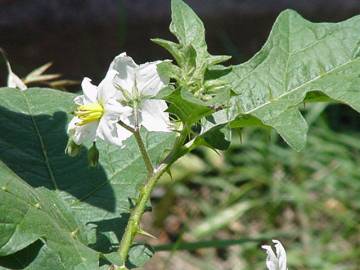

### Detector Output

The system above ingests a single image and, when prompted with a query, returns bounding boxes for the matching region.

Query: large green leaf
[0,161,98,269]
[0,87,175,268]
[222,10,360,150]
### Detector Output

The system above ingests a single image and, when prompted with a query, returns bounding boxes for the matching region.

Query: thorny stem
[116,125,188,269]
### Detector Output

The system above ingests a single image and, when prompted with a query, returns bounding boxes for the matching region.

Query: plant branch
[116,128,189,269]
[118,120,136,133]
[133,130,154,175]
[118,120,153,175]
[117,163,167,268]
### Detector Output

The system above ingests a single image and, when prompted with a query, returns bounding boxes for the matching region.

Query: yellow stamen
[75,102,104,126]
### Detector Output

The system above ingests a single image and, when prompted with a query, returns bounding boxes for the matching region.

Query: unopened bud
[65,139,82,157]
[88,142,99,167]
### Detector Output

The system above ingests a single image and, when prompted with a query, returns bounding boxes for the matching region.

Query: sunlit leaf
[222,10,360,150]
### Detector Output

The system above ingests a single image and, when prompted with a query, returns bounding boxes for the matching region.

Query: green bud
[65,139,82,157]
[88,142,99,167]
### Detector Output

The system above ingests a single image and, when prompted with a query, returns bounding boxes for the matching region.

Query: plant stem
[133,130,154,175]
[117,128,189,268]
[117,163,167,267]
[118,120,153,175]
[118,120,136,133]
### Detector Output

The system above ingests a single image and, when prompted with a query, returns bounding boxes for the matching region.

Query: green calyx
[87,142,99,167]
[65,139,82,157]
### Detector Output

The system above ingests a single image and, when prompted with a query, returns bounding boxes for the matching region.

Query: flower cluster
[67,53,171,150]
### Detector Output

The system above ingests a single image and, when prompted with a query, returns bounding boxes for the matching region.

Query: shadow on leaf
[88,214,130,253]
[0,105,116,213]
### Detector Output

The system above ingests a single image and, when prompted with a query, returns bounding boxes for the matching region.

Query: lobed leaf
[220,10,360,150]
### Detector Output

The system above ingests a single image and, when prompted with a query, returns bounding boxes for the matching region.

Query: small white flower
[67,77,132,146]
[109,52,171,132]
[262,239,288,270]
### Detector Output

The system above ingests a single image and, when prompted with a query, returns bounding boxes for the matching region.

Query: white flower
[67,52,171,147]
[109,52,171,132]
[262,239,288,270]
[67,77,132,146]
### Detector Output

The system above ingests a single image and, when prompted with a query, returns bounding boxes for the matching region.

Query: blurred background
[1,0,360,269]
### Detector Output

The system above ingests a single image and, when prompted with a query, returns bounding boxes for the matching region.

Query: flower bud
[88,142,99,167]
[65,139,82,157]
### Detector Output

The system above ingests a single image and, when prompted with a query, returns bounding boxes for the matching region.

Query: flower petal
[8,73,27,91]
[273,240,287,270]
[97,68,120,102]
[7,66,27,91]
[140,99,170,132]
[97,114,132,146]
[4,55,27,91]
[73,95,85,106]
[67,117,98,145]
[116,124,133,145]
[67,117,78,135]
[111,52,138,96]
[81,77,98,103]
[261,245,278,270]
[104,99,133,119]
[136,61,169,96]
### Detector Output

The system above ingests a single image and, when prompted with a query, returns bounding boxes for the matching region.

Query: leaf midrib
[1,172,80,240]
[241,57,359,116]
[22,92,58,190]
[0,183,92,267]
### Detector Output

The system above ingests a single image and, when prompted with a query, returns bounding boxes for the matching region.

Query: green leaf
[101,244,154,269]
[0,87,176,268]
[169,0,230,68]
[207,55,232,66]
[151,39,183,65]
[195,124,231,151]
[154,0,231,102]
[0,161,98,269]
[223,10,360,151]
[156,61,181,81]
[165,88,213,127]
[127,244,154,268]
[152,0,208,70]
[170,0,206,57]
